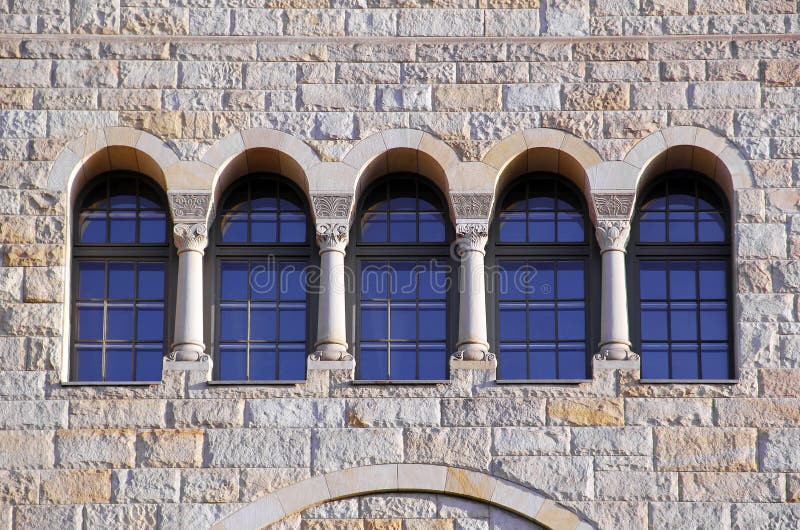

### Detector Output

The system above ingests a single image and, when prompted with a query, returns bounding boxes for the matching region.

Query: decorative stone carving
[595,219,631,252]
[316,222,349,252]
[594,193,634,218]
[312,195,352,219]
[455,223,489,254]
[452,193,492,219]
[173,222,209,253]
[169,193,211,221]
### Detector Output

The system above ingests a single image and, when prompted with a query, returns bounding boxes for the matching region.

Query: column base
[594,342,639,362]
[168,344,207,362]
[311,343,353,362]
[453,344,494,362]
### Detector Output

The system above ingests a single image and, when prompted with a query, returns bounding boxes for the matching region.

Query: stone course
[0,1,798,529]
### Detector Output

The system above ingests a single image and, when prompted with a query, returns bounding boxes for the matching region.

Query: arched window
[489,173,598,381]
[353,174,454,381]
[72,171,170,382]
[631,171,732,380]
[210,173,313,382]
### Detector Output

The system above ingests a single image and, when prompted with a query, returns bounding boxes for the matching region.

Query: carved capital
[595,219,631,252]
[169,192,212,222]
[452,193,492,220]
[173,222,208,253]
[594,193,634,219]
[456,223,489,254]
[316,222,349,252]
[312,195,352,219]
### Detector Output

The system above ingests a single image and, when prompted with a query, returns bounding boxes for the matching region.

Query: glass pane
[109,211,136,243]
[498,261,527,300]
[250,262,277,301]
[138,211,166,243]
[670,302,698,341]
[668,187,695,210]
[390,261,416,300]
[642,182,666,210]
[77,303,104,341]
[390,302,417,340]
[107,304,134,340]
[641,343,669,379]
[418,302,446,341]
[418,262,448,300]
[250,344,277,381]
[641,302,668,341]
[528,211,555,243]
[280,262,306,301]
[419,212,445,242]
[279,212,306,243]
[106,345,133,381]
[698,211,725,242]
[361,262,389,299]
[498,343,526,380]
[700,302,727,341]
[530,344,557,380]
[278,303,305,341]
[223,183,248,211]
[137,263,165,300]
[359,343,388,380]
[556,182,582,211]
[136,303,164,341]
[251,212,278,243]
[502,183,527,211]
[249,303,277,341]
[82,184,108,210]
[219,303,248,340]
[361,212,388,242]
[701,343,730,379]
[251,181,277,210]
[76,344,102,381]
[388,181,416,210]
[138,184,162,209]
[79,211,107,243]
[108,262,135,299]
[669,261,696,300]
[218,344,247,380]
[418,186,441,211]
[280,186,304,211]
[362,183,388,212]
[78,262,105,299]
[668,211,695,242]
[499,302,526,341]
[639,211,665,243]
[558,344,586,379]
[557,302,585,341]
[418,343,446,380]
[557,212,584,242]
[640,261,667,300]
[528,181,555,210]
[529,303,555,341]
[557,261,584,299]
[699,261,727,299]
[221,261,249,300]
[109,178,137,208]
[499,212,526,243]
[528,261,554,300]
[390,343,417,380]
[360,302,388,340]
[671,344,699,379]
[220,212,248,243]
[278,343,306,380]
[390,212,416,243]
[135,345,162,381]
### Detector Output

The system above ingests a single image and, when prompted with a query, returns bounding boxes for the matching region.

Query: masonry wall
[1,1,800,529]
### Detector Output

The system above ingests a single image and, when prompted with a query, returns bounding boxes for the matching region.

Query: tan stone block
[119,111,182,138]
[40,470,111,504]
[641,0,688,15]
[535,499,580,530]
[303,521,364,530]
[433,85,502,111]
[4,245,63,267]
[404,520,453,530]
[0,88,33,109]
[56,429,135,469]
[0,430,54,469]
[654,427,757,471]
[573,41,648,61]
[547,398,624,426]
[563,83,629,110]
[0,470,38,504]
[680,472,784,502]
[0,216,35,244]
[365,520,401,530]
[760,369,800,397]
[765,60,800,87]
[137,429,203,467]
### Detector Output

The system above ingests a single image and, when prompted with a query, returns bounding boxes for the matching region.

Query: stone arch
[210,464,591,530]
[203,128,323,221]
[483,129,603,219]
[623,126,752,203]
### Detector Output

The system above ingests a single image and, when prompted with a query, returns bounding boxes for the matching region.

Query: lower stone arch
[211,464,591,530]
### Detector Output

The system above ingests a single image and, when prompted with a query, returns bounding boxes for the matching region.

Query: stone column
[594,218,637,361]
[312,222,352,362]
[170,222,208,361]
[454,223,492,361]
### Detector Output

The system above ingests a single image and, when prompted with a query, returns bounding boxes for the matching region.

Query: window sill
[61,381,161,387]
[352,379,451,386]
[206,380,306,386]
[639,379,739,385]
[495,379,593,385]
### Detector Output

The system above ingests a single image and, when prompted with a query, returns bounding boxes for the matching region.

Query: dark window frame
[628,169,735,382]
[348,173,457,383]
[486,172,600,383]
[205,172,317,384]
[70,170,174,383]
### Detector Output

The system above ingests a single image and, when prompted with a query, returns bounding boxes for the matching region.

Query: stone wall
[1,1,800,529]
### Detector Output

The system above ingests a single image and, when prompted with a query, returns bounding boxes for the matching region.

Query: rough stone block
[397,9,483,37]
[562,83,629,110]
[737,294,794,322]
[0,470,38,504]
[299,84,374,111]
[760,429,800,471]
[313,428,402,474]
[691,82,760,109]
[625,398,713,426]
[247,398,344,428]
[71,0,119,34]
[84,504,158,528]
[504,84,561,111]
[0,400,67,429]
[680,472,784,501]
[0,268,22,302]
[113,468,180,503]
[56,429,135,469]
[22,267,63,303]
[492,456,594,500]
[346,398,439,428]
[137,429,203,468]
[207,429,310,468]
[492,427,570,455]
[433,85,502,111]
[544,0,590,35]
[170,399,244,428]
[405,428,491,471]
[654,427,756,471]
[15,505,82,530]
[40,469,111,504]
[442,398,544,427]
[571,427,652,455]
[716,398,800,427]
[547,399,624,426]
[70,399,166,429]
[650,502,730,530]
[595,471,677,500]
[182,468,239,503]
[0,430,53,469]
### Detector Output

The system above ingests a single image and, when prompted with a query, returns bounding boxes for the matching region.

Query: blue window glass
[498,177,585,244]
[359,177,447,244]
[636,172,731,380]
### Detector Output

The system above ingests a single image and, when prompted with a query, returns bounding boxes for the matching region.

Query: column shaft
[313,222,351,361]
[595,219,636,361]
[455,223,490,361]
[171,223,208,362]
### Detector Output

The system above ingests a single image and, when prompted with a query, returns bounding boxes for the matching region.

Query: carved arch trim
[211,464,592,530]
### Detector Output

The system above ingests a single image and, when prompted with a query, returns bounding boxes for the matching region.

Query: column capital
[173,222,209,254]
[595,218,631,252]
[316,222,349,253]
[456,222,489,254]
[168,191,213,223]
[593,192,635,219]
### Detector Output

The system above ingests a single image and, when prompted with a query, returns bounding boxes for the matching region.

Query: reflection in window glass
[499,178,585,244]
[219,177,307,244]
[360,178,447,244]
